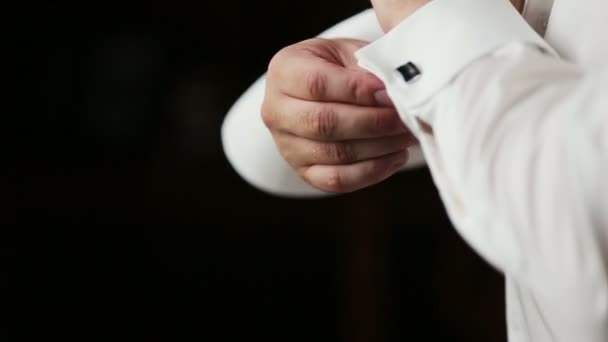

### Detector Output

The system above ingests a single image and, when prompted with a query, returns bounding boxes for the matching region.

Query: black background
[7,1,505,341]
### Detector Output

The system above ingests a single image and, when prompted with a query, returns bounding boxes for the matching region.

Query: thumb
[329,39,393,107]
[328,38,370,69]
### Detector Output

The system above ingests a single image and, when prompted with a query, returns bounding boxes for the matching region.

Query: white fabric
[356,0,607,341]
[221,0,608,340]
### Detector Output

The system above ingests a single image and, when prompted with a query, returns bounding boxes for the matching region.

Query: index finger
[267,44,388,107]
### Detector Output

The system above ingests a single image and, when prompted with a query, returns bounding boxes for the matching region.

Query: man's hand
[371,0,525,32]
[262,38,416,193]
[370,0,430,32]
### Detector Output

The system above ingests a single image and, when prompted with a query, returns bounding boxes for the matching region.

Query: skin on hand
[371,0,525,32]
[262,38,417,193]
[370,0,431,32]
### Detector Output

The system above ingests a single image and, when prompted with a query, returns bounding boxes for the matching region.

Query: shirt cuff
[356,0,557,110]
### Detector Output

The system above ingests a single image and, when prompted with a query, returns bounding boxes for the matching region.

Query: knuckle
[298,166,337,192]
[260,100,277,129]
[306,105,338,139]
[369,109,393,134]
[325,169,346,193]
[267,45,297,82]
[299,167,347,193]
[266,57,280,80]
[267,47,288,75]
[282,151,300,169]
[347,74,367,104]
[273,135,295,162]
[373,111,388,132]
[305,69,327,99]
[362,160,380,178]
[322,142,356,163]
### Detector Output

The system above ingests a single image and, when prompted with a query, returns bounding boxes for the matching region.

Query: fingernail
[374,90,393,107]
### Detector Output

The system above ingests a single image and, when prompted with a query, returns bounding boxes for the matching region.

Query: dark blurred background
[6,1,505,341]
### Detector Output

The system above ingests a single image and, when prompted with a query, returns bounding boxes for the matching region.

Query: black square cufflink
[397,62,421,83]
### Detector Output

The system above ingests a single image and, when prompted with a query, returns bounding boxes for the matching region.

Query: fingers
[262,98,407,141]
[267,39,387,106]
[299,150,409,193]
[261,38,410,193]
[275,133,413,166]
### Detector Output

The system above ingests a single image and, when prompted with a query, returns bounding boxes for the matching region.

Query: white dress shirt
[355,0,607,341]
[221,0,608,340]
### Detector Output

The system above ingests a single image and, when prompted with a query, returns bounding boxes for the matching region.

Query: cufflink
[397,62,421,83]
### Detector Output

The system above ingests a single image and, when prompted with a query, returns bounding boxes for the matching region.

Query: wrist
[372,0,431,32]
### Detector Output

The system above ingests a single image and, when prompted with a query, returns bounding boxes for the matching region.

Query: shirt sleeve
[221,9,426,198]
[357,0,608,335]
